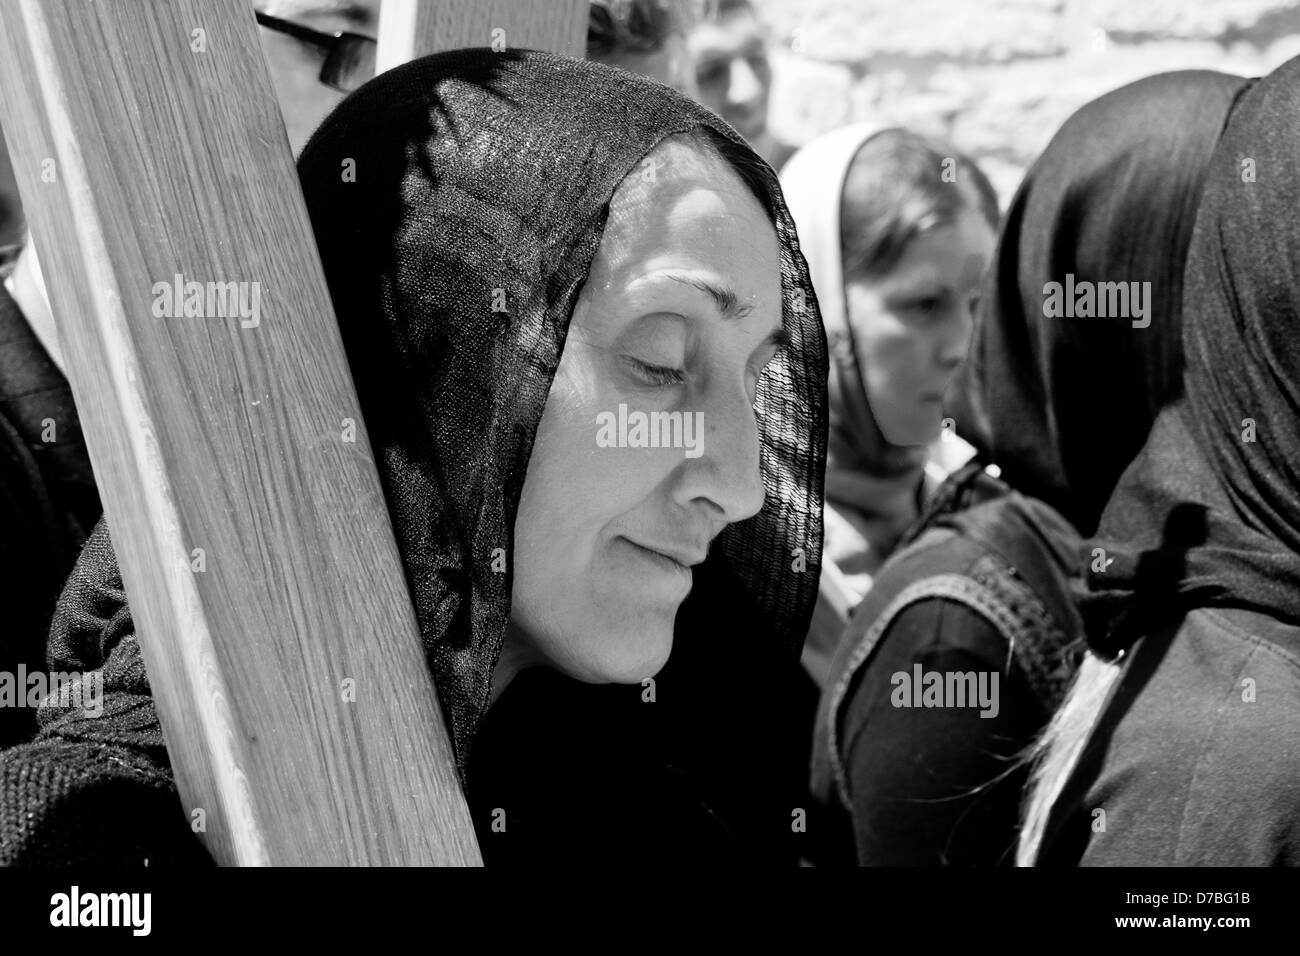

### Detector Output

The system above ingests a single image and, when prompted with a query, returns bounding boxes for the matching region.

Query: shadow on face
[505,134,785,687]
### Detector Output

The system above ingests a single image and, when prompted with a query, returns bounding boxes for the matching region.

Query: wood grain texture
[0,0,481,865]
[378,0,589,71]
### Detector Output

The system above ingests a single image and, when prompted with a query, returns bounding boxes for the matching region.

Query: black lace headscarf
[295,49,827,777]
[1084,56,1300,655]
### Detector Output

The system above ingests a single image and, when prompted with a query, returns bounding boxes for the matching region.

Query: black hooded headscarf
[294,49,827,776]
[1083,56,1300,655]
[950,70,1252,538]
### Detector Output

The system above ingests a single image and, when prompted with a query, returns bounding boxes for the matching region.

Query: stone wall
[756,0,1300,204]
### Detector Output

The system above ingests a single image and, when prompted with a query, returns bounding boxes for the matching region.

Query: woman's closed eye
[623,355,687,388]
[622,346,784,396]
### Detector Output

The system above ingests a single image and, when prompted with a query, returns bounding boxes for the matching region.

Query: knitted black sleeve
[0,516,212,866]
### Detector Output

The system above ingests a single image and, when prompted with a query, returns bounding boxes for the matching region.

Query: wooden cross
[0,0,585,866]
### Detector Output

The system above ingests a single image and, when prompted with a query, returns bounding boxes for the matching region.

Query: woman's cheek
[864,317,918,397]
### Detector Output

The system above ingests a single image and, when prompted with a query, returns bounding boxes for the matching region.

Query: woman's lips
[619,537,696,582]
[611,538,695,601]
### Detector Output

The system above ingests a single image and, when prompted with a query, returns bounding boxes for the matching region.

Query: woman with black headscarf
[0,49,828,866]
[810,70,1250,867]
[1020,57,1300,867]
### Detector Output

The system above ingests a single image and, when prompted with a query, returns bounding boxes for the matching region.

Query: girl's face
[846,201,996,447]
[504,139,786,687]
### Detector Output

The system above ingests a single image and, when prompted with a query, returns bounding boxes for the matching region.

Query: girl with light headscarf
[780,125,999,687]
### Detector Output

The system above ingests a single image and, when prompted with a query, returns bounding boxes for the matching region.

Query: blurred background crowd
[5,0,1300,243]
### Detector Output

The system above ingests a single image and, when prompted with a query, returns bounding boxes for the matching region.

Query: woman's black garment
[1037,415,1300,865]
[3,522,813,865]
[471,559,819,864]
[0,525,210,866]
[811,464,1083,866]
[813,70,1247,866]
[949,70,1253,538]
[0,49,828,865]
[0,249,102,749]
[1038,56,1300,865]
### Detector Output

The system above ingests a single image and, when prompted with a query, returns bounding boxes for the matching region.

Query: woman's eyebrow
[653,272,788,348]
[662,272,755,320]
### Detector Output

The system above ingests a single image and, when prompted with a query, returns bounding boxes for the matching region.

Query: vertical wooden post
[0,0,481,865]
[378,0,588,70]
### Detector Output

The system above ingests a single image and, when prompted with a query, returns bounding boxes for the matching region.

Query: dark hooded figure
[0,49,828,866]
[809,70,1251,867]
[1020,57,1300,867]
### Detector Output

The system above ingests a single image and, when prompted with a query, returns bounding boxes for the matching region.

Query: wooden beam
[0,0,480,865]
[378,0,588,72]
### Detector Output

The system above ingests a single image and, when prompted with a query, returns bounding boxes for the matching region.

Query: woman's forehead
[611,136,758,214]
[598,139,775,277]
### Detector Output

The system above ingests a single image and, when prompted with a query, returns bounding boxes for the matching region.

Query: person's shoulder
[823,533,1016,714]
[1180,610,1300,863]
[862,477,1077,634]
[1192,605,1300,668]
[1101,608,1300,755]
[827,523,996,679]
[1085,609,1300,865]
[1180,607,1300,761]
[953,485,1080,564]
[827,483,1083,719]
[1173,606,1300,715]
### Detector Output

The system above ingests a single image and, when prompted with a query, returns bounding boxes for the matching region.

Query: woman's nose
[937,302,975,371]
[673,384,766,525]
[727,57,763,110]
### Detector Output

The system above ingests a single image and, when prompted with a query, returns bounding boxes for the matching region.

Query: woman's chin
[879,404,946,449]
[881,423,936,449]
[574,629,675,685]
